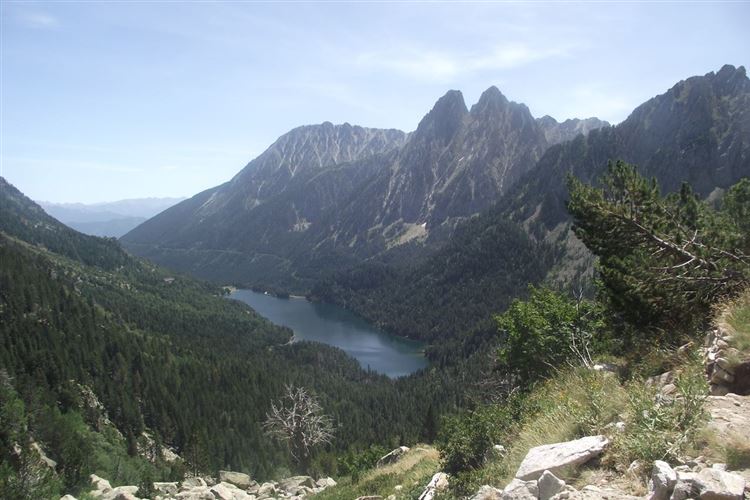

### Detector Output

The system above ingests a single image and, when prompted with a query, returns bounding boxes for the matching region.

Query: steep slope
[318,64,750,345]
[122,124,406,285]
[124,123,405,247]
[0,177,454,490]
[124,87,599,288]
[507,64,750,237]
[314,87,550,253]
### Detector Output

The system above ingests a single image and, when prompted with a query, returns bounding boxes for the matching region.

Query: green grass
[468,368,628,490]
[451,349,709,496]
[315,446,440,500]
[719,290,750,355]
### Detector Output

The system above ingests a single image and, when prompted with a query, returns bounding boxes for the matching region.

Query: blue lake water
[230,289,428,378]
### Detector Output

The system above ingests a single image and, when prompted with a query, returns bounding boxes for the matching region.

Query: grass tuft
[315,446,439,500]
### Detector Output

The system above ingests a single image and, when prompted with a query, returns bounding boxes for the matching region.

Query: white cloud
[355,42,575,82]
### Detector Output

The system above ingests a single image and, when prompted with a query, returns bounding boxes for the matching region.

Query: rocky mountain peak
[470,85,510,115]
[712,64,749,95]
[414,90,468,145]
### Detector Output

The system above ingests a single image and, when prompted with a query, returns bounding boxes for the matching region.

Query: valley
[2,30,749,498]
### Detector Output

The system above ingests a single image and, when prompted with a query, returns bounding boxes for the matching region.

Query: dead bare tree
[263,385,334,468]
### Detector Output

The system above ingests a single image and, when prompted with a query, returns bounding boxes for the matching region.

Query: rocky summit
[121,85,606,288]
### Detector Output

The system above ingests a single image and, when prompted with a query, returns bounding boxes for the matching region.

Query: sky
[1,1,748,204]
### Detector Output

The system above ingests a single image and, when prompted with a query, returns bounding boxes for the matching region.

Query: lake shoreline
[229,288,428,378]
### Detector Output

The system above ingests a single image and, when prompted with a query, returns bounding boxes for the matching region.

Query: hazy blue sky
[2,1,748,203]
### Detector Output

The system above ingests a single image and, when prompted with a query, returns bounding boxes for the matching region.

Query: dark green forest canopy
[0,178,467,494]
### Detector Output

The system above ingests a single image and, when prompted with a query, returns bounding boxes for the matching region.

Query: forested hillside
[0,178,465,498]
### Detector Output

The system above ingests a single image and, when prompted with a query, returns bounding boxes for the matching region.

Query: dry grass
[315,446,440,500]
[470,368,628,489]
[716,289,750,357]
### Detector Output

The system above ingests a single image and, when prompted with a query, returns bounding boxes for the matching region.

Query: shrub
[610,355,707,466]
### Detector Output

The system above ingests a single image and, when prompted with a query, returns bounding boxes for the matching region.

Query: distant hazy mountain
[122,88,606,286]
[40,197,184,237]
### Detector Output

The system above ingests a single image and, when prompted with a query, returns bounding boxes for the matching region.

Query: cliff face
[123,85,594,286]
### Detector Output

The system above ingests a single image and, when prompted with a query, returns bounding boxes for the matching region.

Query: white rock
[280,475,316,490]
[90,474,113,492]
[175,487,215,500]
[316,477,337,488]
[181,477,208,490]
[649,460,677,500]
[218,471,253,489]
[256,482,278,498]
[60,496,78,500]
[470,485,503,500]
[696,467,745,499]
[502,478,538,499]
[538,470,566,500]
[515,435,609,480]
[210,482,249,500]
[154,482,179,496]
[418,472,449,500]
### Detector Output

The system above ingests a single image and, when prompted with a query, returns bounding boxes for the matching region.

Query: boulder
[219,471,253,489]
[111,492,140,500]
[175,487,215,500]
[670,472,702,500]
[515,435,609,481]
[502,478,538,499]
[256,482,278,498]
[470,485,503,500]
[376,446,410,467]
[210,482,252,500]
[418,472,449,500]
[90,474,113,493]
[649,460,677,500]
[60,496,78,500]
[154,482,179,496]
[696,468,745,499]
[181,477,208,490]
[280,475,316,491]
[711,367,735,385]
[538,470,566,500]
[316,477,337,488]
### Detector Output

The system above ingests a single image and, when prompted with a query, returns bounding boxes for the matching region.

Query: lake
[230,289,428,378]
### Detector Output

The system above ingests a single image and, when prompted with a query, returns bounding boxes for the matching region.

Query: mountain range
[121,88,608,288]
[122,64,749,347]
[40,197,184,238]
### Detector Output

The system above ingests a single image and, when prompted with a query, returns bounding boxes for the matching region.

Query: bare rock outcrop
[515,436,609,481]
